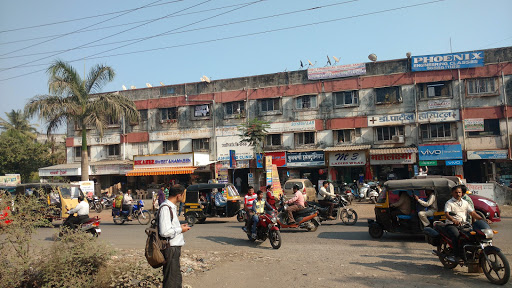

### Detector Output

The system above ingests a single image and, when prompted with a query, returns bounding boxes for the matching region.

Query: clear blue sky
[0,0,511,133]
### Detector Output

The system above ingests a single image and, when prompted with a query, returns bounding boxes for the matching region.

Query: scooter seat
[295,207,315,216]
[397,215,412,220]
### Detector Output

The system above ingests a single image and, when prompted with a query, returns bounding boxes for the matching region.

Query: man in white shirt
[414,189,437,228]
[63,195,89,229]
[318,181,336,220]
[123,189,134,220]
[159,184,190,288]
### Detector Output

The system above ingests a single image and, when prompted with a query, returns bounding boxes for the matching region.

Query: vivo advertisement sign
[419,144,462,161]
[412,51,484,71]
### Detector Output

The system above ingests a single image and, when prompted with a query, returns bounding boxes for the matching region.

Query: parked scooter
[100,194,115,210]
[112,199,151,225]
[276,196,320,232]
[87,195,103,213]
[358,182,380,203]
[244,210,282,249]
[308,194,358,225]
[339,182,356,204]
[61,216,101,237]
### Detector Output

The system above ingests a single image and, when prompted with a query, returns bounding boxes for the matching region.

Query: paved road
[34,203,512,287]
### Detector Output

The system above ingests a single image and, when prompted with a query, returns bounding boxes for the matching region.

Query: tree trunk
[81,126,89,181]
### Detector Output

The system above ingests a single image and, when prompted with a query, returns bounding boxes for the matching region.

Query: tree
[239,118,270,155]
[0,109,37,139]
[25,60,140,181]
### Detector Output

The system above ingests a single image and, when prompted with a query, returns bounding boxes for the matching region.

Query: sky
[0,0,511,133]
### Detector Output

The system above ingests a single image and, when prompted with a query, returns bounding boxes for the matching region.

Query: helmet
[293,184,300,190]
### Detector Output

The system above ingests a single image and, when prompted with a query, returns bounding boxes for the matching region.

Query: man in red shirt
[243,186,257,231]
[286,184,305,224]
[265,185,276,210]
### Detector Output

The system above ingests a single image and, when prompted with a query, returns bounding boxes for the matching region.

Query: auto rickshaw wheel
[197,217,207,224]
[185,213,197,226]
[437,240,458,269]
[368,222,384,239]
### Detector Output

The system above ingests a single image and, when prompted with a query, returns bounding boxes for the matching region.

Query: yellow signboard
[271,164,283,197]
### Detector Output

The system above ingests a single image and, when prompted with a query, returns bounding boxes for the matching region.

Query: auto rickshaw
[15,183,87,221]
[183,183,241,225]
[367,178,457,239]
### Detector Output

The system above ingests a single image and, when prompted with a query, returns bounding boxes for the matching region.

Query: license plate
[95,229,101,234]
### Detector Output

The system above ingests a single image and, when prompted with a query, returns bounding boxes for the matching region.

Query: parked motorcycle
[60,216,101,237]
[100,194,114,210]
[339,182,356,204]
[424,216,510,285]
[244,210,282,249]
[276,197,320,232]
[87,195,103,213]
[358,182,380,203]
[112,199,151,225]
[309,194,358,225]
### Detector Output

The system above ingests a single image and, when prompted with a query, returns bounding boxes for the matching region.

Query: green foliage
[0,109,37,140]
[239,118,270,155]
[0,133,55,182]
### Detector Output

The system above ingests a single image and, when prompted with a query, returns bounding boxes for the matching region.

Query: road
[34,202,512,288]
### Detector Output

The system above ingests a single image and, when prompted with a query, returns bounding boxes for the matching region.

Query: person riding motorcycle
[317,180,336,220]
[63,195,89,229]
[250,190,273,239]
[123,189,134,220]
[285,184,305,224]
[265,185,276,210]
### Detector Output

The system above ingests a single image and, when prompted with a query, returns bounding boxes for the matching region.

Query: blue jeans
[251,214,259,234]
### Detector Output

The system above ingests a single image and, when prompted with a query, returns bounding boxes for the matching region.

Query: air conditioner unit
[392,135,405,143]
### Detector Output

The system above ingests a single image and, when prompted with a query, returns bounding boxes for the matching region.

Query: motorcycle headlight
[481,228,494,239]
[271,216,277,223]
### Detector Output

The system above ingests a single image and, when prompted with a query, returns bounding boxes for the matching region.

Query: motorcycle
[100,194,114,210]
[424,216,510,285]
[87,195,103,213]
[61,216,101,237]
[358,182,380,203]
[308,194,358,225]
[276,197,321,232]
[243,210,282,249]
[112,199,152,225]
[339,182,355,204]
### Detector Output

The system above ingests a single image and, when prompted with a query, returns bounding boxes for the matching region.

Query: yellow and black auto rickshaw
[367,178,457,239]
[183,183,241,225]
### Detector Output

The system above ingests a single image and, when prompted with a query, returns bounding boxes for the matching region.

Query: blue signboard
[467,150,508,160]
[286,151,325,167]
[411,51,484,72]
[419,144,462,161]
[229,150,236,168]
[445,160,463,166]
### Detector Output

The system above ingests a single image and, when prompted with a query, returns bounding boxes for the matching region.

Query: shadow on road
[317,231,369,240]
[197,235,272,250]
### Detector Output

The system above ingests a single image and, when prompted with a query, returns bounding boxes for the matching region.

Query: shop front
[39,163,82,181]
[465,150,511,184]
[286,151,326,188]
[89,160,133,190]
[256,152,287,185]
[327,149,366,184]
[216,135,254,194]
[418,143,463,177]
[370,147,417,180]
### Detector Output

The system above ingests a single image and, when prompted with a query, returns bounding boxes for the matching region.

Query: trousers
[418,209,435,228]
[163,246,182,288]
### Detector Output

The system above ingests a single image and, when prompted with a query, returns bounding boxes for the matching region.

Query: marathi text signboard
[464,119,484,132]
[286,151,325,167]
[133,154,193,169]
[216,136,254,161]
[412,51,484,71]
[418,109,459,123]
[329,151,366,166]
[418,143,462,160]
[467,150,508,160]
[370,153,416,165]
[267,120,316,133]
[150,126,239,141]
[256,152,287,168]
[368,113,415,126]
[466,183,495,201]
[74,134,119,146]
[428,99,451,109]
[39,168,81,177]
[307,63,366,80]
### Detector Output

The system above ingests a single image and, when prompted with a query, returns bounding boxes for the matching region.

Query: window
[225,101,245,116]
[468,119,500,136]
[296,132,315,145]
[163,141,178,153]
[161,107,178,121]
[419,81,451,98]
[421,123,453,140]
[375,126,404,142]
[139,110,148,122]
[194,104,210,117]
[193,138,210,151]
[376,87,401,104]
[334,91,359,106]
[74,146,91,160]
[336,128,361,144]
[296,95,317,109]
[107,116,119,126]
[160,87,176,95]
[467,78,497,95]
[107,144,120,156]
[265,134,282,146]
[260,98,281,112]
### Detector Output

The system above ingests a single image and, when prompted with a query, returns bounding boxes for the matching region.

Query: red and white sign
[370,153,416,165]
[266,152,287,167]
[133,154,193,169]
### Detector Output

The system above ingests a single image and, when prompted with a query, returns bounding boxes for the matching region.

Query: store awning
[324,145,371,152]
[126,167,196,176]
[370,147,418,155]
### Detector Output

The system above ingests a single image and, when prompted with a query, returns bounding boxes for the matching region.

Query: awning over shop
[370,147,418,155]
[324,145,371,152]
[126,167,196,176]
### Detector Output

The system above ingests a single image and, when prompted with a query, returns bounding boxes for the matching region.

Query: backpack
[145,204,172,268]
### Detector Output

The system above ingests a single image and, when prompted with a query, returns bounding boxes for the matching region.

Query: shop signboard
[266,156,272,186]
[367,113,415,126]
[418,109,459,123]
[247,173,255,185]
[464,119,484,132]
[91,164,133,175]
[418,143,462,161]
[329,151,366,166]
[286,151,325,167]
[150,126,240,141]
[267,120,316,133]
[466,183,495,201]
[217,167,228,184]
[467,150,508,160]
[133,154,193,169]
[216,136,254,161]
[428,99,451,110]
[74,134,119,146]
[39,167,81,177]
[412,51,484,71]
[272,164,283,197]
[370,153,415,165]
[229,150,236,168]
[194,104,210,117]
[419,160,437,166]
[307,63,366,80]
[0,174,21,186]
[256,152,287,168]
[77,181,95,197]
[445,160,463,166]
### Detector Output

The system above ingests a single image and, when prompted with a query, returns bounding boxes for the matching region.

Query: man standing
[157,186,166,206]
[318,181,336,220]
[414,190,437,228]
[159,184,191,288]
[286,184,305,224]
[123,189,134,220]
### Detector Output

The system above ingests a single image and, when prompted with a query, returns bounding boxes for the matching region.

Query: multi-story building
[39,46,512,191]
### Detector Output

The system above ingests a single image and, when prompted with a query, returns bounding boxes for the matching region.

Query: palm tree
[25,60,139,181]
[0,109,37,139]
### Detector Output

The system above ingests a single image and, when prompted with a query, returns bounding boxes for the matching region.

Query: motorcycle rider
[63,195,89,229]
[243,186,257,231]
[266,185,276,210]
[285,184,305,225]
[414,189,437,229]
[444,185,490,262]
[250,190,273,239]
[123,189,134,220]
[317,181,336,220]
